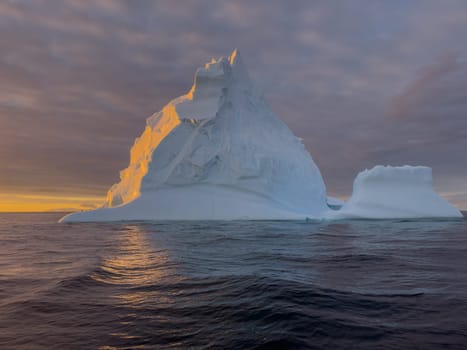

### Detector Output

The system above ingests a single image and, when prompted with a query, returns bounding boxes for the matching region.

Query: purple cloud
[0,0,466,208]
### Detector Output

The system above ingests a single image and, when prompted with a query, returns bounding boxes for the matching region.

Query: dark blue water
[0,213,466,349]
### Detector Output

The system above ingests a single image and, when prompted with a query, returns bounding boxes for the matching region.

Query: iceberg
[60,49,328,222]
[60,51,462,223]
[326,165,463,219]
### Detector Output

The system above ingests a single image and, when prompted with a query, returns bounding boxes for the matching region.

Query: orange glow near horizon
[0,193,104,212]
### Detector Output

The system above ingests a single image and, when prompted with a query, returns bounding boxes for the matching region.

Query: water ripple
[0,213,466,349]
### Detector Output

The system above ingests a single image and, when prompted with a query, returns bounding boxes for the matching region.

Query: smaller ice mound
[327,165,462,219]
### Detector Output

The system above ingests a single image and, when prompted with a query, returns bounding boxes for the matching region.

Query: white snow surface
[60,49,328,222]
[326,165,462,219]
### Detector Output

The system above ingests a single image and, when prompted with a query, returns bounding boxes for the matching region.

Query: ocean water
[0,213,466,349]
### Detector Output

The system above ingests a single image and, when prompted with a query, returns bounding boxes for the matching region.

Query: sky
[1,0,467,211]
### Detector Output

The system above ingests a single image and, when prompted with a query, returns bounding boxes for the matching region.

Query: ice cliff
[60,49,328,222]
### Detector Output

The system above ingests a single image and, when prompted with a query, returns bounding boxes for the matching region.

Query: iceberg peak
[180,49,251,123]
[229,48,241,65]
[190,49,250,95]
[228,48,249,79]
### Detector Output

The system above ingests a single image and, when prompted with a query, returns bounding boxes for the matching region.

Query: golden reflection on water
[91,224,176,307]
[94,225,179,348]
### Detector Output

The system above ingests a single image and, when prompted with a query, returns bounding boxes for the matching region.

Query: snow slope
[60,50,328,222]
[327,165,462,219]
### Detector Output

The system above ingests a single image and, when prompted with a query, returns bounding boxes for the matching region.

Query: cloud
[390,52,467,141]
[0,0,467,203]
[391,53,466,116]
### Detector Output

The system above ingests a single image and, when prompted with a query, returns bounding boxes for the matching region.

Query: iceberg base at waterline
[326,165,462,220]
[60,165,463,222]
[60,185,322,222]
